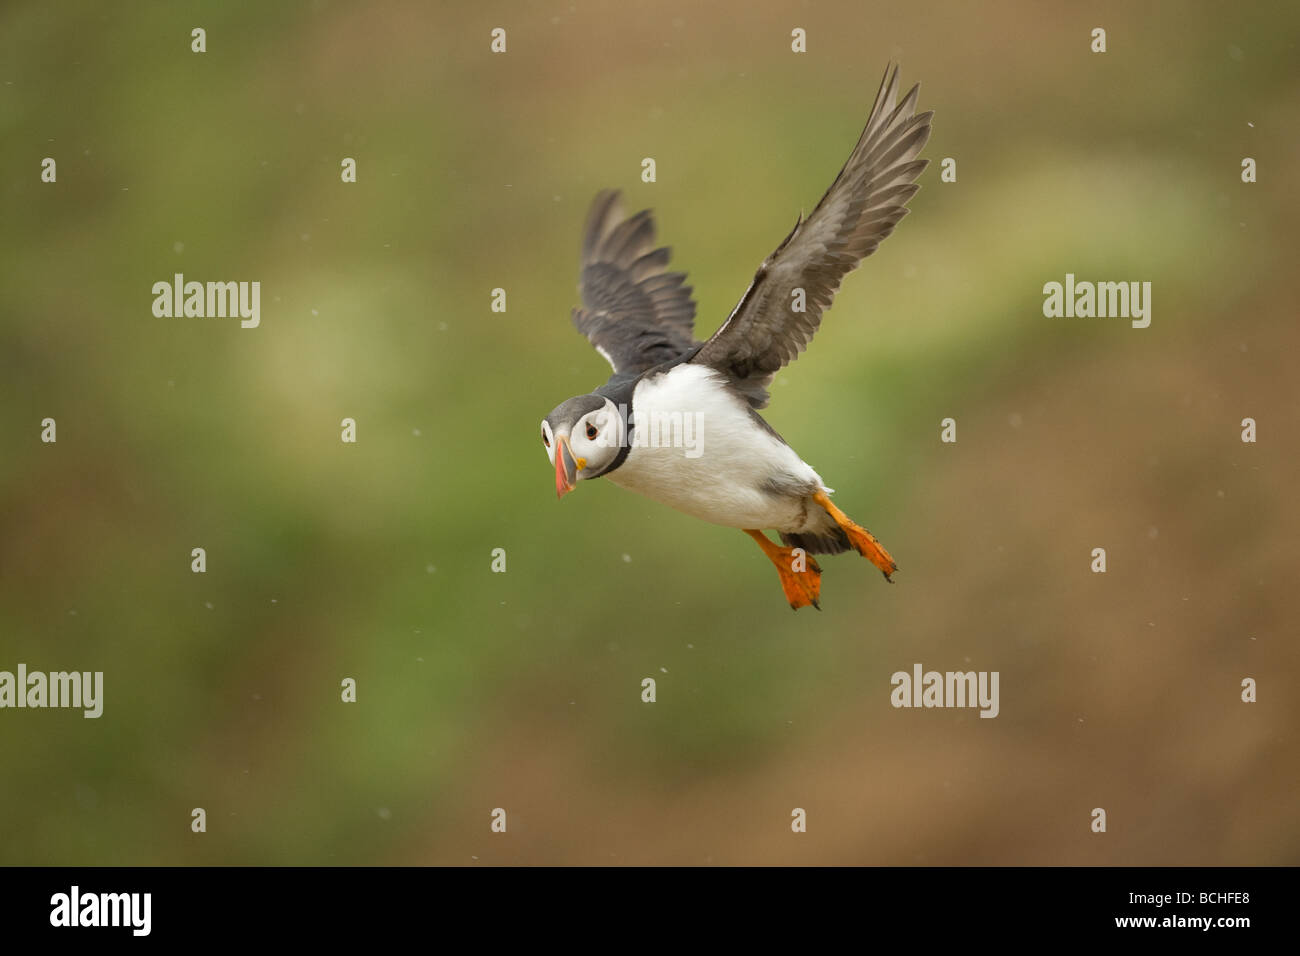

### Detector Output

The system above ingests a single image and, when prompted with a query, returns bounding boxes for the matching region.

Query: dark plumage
[692,64,932,408]
[571,192,698,377]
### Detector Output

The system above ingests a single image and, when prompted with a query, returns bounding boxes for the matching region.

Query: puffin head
[541,394,625,499]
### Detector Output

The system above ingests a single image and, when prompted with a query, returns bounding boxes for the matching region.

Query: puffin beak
[555,435,580,499]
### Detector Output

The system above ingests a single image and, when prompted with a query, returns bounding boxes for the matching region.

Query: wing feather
[571,191,698,375]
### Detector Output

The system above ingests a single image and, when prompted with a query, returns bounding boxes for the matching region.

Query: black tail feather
[780,526,853,556]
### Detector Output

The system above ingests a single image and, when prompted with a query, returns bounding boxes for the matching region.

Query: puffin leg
[743,529,823,610]
[811,490,898,582]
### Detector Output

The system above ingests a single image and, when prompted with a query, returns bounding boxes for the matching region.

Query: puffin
[540,64,932,609]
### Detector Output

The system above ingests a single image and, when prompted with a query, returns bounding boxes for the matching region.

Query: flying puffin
[541,64,932,610]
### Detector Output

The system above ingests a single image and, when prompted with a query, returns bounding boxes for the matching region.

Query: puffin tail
[779,526,853,556]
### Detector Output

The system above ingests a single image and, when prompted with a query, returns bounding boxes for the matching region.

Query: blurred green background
[2,0,1297,864]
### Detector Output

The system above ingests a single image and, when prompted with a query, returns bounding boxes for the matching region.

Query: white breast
[606,363,826,531]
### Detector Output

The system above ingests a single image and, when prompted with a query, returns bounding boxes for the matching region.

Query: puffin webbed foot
[744,529,823,610]
[811,489,898,582]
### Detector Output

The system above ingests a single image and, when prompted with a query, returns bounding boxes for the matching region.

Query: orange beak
[555,435,579,499]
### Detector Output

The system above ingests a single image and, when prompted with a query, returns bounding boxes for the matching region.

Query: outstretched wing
[572,190,699,376]
[691,64,932,408]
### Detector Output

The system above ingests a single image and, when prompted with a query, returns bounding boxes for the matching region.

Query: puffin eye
[542,430,550,447]
[585,423,598,440]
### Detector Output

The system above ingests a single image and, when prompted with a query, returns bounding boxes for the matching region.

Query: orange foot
[744,529,823,610]
[811,489,898,582]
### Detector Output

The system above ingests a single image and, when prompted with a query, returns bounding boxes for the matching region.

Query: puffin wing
[691,64,932,408]
[572,190,699,376]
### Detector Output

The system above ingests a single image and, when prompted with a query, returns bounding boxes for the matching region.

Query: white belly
[605,364,826,531]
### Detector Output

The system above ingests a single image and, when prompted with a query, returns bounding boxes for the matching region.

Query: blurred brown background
[1,0,1297,864]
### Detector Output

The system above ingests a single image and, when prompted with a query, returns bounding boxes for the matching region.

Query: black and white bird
[541,64,932,609]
